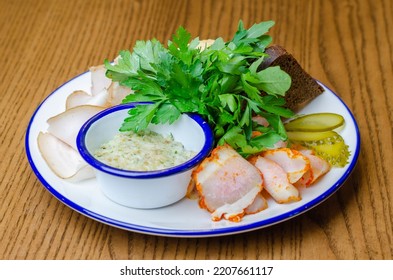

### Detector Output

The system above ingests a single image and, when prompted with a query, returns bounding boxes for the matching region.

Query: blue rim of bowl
[77,103,215,179]
[25,71,360,237]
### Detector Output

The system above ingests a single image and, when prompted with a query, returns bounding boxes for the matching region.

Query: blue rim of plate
[25,72,361,237]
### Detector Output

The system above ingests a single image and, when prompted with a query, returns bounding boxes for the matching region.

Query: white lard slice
[107,81,132,105]
[89,64,112,95]
[66,90,109,109]
[47,105,105,150]
[37,132,94,181]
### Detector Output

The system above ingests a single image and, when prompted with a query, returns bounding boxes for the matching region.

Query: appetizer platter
[26,21,360,237]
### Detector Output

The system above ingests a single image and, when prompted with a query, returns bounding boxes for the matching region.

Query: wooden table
[1,0,392,260]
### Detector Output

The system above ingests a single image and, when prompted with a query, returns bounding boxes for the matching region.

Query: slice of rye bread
[259,45,324,112]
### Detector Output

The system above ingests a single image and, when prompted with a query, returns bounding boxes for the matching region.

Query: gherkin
[284,113,344,132]
[287,130,350,167]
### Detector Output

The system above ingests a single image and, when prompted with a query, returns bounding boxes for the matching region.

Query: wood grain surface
[0,0,392,260]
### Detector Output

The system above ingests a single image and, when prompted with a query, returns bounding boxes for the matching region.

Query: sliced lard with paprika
[295,150,331,187]
[245,193,269,215]
[262,148,310,184]
[249,156,301,203]
[192,145,263,222]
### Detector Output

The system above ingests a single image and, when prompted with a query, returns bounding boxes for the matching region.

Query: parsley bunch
[104,20,294,156]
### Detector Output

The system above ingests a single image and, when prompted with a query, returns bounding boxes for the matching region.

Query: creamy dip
[93,130,196,171]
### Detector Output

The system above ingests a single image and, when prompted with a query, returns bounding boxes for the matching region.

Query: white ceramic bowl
[77,103,214,209]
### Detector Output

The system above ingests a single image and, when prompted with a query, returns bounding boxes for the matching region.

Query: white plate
[25,71,360,237]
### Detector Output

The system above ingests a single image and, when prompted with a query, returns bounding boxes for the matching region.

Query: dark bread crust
[260,45,324,112]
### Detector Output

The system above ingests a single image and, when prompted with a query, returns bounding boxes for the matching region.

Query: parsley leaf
[105,20,294,157]
[152,102,181,124]
[120,103,160,132]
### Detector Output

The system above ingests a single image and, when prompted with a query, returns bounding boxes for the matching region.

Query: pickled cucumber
[286,130,337,142]
[287,130,350,167]
[285,113,344,132]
